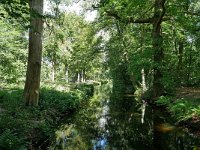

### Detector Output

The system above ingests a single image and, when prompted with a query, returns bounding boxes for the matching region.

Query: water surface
[52,87,200,150]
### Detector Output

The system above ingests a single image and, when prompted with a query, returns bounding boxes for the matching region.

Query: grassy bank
[0,84,94,149]
[156,88,200,133]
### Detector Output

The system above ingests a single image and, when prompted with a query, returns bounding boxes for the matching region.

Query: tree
[23,0,44,106]
[0,11,28,84]
[151,0,166,98]
[98,0,166,99]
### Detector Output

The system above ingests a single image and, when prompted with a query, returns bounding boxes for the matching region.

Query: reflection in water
[54,125,88,150]
[155,123,175,133]
[141,100,147,124]
[107,96,153,150]
[53,85,200,150]
[99,104,109,129]
[93,137,107,150]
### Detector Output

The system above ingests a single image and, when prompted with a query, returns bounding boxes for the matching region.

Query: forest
[0,0,200,149]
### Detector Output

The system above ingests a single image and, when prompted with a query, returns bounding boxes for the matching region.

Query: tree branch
[105,10,153,24]
[158,0,166,25]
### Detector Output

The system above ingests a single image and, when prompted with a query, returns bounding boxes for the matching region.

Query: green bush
[39,88,86,112]
[73,83,94,98]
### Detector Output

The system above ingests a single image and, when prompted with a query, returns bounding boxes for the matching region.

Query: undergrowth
[156,96,200,124]
[0,84,94,149]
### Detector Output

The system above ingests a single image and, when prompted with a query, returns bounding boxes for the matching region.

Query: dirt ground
[176,87,200,99]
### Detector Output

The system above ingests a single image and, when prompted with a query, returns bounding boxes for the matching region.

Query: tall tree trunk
[140,25,147,93]
[177,41,183,84]
[83,69,86,82]
[23,0,43,106]
[51,61,55,83]
[141,68,147,92]
[65,65,69,83]
[152,0,166,99]
[81,70,84,82]
[187,48,192,85]
[77,72,80,83]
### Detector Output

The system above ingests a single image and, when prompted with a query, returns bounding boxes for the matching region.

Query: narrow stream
[51,85,200,150]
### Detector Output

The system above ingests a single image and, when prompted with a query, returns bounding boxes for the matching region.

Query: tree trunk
[65,65,69,83]
[177,41,183,84]
[77,72,80,83]
[51,61,55,83]
[187,48,192,85]
[81,70,84,82]
[83,69,86,82]
[152,0,166,99]
[23,0,43,106]
[141,68,147,92]
[140,26,147,93]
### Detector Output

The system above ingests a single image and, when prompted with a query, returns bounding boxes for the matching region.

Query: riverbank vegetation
[156,87,200,133]
[0,0,200,149]
[0,84,94,149]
